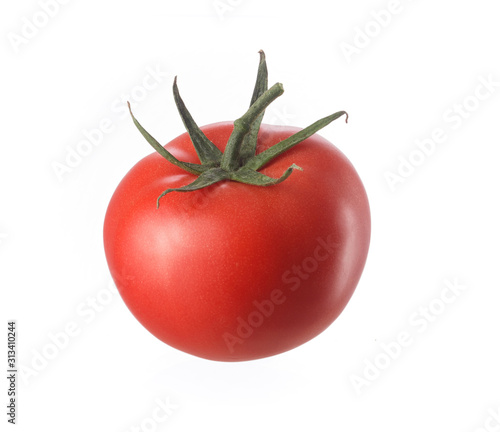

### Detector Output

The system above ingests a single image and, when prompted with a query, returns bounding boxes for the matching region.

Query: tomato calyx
[127,50,348,207]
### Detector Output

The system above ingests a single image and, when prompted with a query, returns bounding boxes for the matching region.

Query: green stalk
[220,83,284,171]
[127,51,348,206]
[239,50,268,164]
[246,111,348,171]
[127,102,205,175]
[172,77,223,165]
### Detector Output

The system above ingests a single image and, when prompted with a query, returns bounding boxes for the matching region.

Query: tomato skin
[103,122,370,361]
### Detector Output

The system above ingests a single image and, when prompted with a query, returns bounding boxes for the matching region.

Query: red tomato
[103,121,370,361]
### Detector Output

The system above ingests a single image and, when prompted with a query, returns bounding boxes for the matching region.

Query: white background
[2,0,500,431]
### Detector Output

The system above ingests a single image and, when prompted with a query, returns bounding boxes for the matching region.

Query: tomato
[103,52,370,361]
